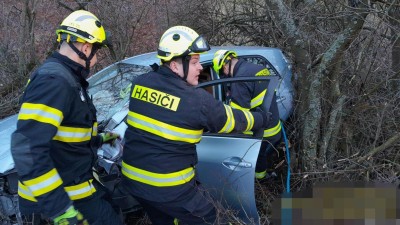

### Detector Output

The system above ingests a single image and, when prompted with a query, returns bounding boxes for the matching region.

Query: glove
[255,107,271,128]
[100,132,120,145]
[53,206,88,225]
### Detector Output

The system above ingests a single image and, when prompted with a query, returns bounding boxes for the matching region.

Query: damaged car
[0,46,293,225]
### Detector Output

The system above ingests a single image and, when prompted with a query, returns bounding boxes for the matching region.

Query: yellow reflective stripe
[230,101,249,111]
[255,170,267,179]
[250,89,266,109]
[18,103,63,127]
[18,181,37,202]
[218,105,235,133]
[20,179,97,202]
[127,111,202,143]
[64,179,96,200]
[23,168,63,197]
[263,120,282,137]
[230,102,254,131]
[255,68,270,76]
[92,122,98,136]
[25,79,31,88]
[53,126,92,142]
[242,121,282,137]
[121,161,195,187]
[242,110,254,131]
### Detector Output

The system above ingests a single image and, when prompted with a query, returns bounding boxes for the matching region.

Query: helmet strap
[182,55,191,82]
[228,60,232,77]
[68,42,98,71]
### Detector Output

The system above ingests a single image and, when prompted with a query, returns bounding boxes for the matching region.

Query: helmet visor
[98,31,111,48]
[189,35,210,53]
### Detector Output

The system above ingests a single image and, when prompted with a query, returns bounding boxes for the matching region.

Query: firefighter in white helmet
[121,26,270,224]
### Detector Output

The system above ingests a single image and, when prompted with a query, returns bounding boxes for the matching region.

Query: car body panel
[0,115,18,174]
[0,115,17,174]
[196,135,262,224]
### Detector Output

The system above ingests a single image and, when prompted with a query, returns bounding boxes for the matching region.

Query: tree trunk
[266,0,311,171]
[389,1,400,91]
[18,0,37,80]
[302,1,369,172]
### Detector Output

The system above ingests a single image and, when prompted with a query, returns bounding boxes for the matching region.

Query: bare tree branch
[322,95,346,164]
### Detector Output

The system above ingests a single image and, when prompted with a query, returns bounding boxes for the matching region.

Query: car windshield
[88,63,151,122]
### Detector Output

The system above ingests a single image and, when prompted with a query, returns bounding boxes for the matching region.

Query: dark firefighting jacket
[11,52,102,218]
[230,59,282,143]
[122,65,264,202]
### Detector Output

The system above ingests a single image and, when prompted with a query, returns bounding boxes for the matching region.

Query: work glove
[100,131,120,145]
[53,206,88,225]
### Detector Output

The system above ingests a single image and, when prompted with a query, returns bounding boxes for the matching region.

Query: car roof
[116,46,287,73]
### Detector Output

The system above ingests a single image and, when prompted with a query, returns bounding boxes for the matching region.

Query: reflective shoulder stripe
[18,103,63,127]
[264,120,282,137]
[250,89,266,109]
[121,161,195,187]
[22,168,63,197]
[218,105,235,133]
[230,101,250,111]
[255,68,270,76]
[53,125,92,143]
[127,111,203,143]
[64,179,96,200]
[18,181,37,202]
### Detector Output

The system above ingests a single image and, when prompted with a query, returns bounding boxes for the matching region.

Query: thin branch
[57,1,74,12]
[321,95,346,164]
[363,26,396,40]
[358,132,400,162]
[337,132,400,175]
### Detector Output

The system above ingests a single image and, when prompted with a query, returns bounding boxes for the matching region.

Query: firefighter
[121,26,271,224]
[11,10,123,225]
[212,50,282,180]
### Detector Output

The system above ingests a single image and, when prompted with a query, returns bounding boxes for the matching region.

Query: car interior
[198,55,279,104]
[197,56,280,138]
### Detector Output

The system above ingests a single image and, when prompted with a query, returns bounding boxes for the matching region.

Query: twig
[307,53,323,70]
[321,95,346,164]
[357,132,400,163]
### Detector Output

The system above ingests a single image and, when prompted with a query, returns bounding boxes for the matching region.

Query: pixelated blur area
[271,182,399,225]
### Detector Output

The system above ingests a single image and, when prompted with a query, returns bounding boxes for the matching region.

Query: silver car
[0,46,293,225]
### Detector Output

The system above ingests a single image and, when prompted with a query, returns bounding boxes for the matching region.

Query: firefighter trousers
[131,182,218,225]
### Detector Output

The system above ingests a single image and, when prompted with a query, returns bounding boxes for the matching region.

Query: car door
[195,74,279,225]
[196,134,262,224]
